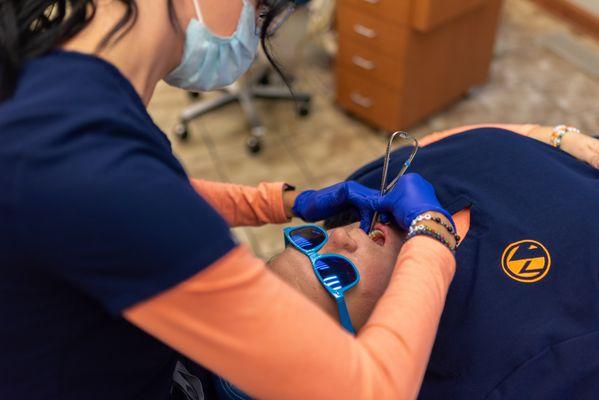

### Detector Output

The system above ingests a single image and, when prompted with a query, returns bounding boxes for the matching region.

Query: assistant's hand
[561,131,599,169]
[292,181,379,231]
[375,173,454,230]
[529,126,599,169]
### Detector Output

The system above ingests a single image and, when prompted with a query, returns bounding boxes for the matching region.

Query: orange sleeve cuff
[190,180,288,227]
[453,209,471,244]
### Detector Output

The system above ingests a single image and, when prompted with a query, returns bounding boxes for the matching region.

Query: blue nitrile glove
[375,173,454,230]
[292,181,379,232]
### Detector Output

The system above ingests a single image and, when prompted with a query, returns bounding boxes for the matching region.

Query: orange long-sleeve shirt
[190,180,289,227]
[126,237,455,399]
[124,124,536,399]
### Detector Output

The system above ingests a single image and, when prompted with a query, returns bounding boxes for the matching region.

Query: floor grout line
[241,227,264,258]
[273,130,318,186]
[197,124,231,183]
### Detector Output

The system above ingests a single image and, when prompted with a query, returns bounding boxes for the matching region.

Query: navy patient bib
[347,128,599,400]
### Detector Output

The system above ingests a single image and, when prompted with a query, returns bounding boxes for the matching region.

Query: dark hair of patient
[0,0,293,101]
[324,211,360,230]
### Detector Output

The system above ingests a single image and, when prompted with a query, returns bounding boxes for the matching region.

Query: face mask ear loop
[192,0,204,23]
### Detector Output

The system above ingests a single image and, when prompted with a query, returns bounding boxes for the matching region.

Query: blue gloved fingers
[358,207,375,232]
[291,190,317,222]
[346,181,379,231]
[378,213,392,225]
[375,173,455,230]
[401,175,455,229]
[293,182,380,223]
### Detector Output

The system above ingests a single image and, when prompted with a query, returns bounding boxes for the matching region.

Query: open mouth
[368,223,389,247]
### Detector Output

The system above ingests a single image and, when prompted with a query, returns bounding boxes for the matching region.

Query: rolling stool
[172,60,312,154]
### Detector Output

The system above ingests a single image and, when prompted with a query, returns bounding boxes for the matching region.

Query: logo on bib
[501,240,551,283]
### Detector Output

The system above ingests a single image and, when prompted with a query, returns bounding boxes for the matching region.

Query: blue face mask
[165,0,260,91]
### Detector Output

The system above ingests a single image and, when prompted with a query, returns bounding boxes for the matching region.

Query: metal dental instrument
[368,131,420,234]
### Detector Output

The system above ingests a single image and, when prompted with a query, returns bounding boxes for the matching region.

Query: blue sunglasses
[214,224,360,400]
[284,224,360,334]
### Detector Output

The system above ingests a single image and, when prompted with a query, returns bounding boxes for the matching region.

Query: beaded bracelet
[551,125,580,149]
[407,224,457,254]
[410,213,461,244]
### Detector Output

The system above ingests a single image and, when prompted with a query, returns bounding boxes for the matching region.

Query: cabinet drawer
[338,39,404,90]
[336,69,402,131]
[337,4,408,59]
[340,0,412,25]
[412,0,485,32]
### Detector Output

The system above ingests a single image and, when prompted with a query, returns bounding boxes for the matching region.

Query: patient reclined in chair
[329,126,599,399]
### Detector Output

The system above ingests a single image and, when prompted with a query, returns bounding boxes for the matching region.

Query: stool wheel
[298,100,311,117]
[246,136,262,154]
[173,123,190,141]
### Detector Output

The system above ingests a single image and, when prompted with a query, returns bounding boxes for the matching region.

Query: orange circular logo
[501,240,551,283]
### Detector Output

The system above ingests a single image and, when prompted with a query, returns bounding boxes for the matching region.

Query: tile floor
[148,0,599,259]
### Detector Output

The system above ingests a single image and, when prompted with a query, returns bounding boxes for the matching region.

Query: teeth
[369,229,384,240]
[369,229,385,246]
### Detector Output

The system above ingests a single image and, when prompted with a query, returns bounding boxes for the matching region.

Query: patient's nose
[326,228,358,253]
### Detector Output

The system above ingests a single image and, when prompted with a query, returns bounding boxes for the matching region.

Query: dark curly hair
[0,0,294,101]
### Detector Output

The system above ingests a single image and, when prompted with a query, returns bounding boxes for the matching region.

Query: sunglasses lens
[289,227,326,251]
[314,257,358,292]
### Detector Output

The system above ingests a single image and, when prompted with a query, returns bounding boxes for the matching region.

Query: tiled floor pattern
[148,0,599,259]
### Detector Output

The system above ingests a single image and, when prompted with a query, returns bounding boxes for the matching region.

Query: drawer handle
[352,55,375,71]
[353,24,377,39]
[361,0,381,4]
[350,92,373,108]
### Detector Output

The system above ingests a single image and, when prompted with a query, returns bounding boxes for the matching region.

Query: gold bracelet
[551,125,580,149]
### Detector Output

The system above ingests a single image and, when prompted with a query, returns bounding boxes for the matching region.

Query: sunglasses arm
[335,296,356,335]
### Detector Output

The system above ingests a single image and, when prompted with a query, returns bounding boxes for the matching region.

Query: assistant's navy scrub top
[0,51,236,399]
[347,129,599,399]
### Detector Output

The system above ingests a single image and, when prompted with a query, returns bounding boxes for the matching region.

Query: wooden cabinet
[342,0,412,24]
[337,39,405,90]
[412,0,485,31]
[336,0,503,132]
[337,6,409,58]
[337,69,403,129]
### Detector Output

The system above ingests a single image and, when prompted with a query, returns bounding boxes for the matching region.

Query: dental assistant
[0,1,458,399]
